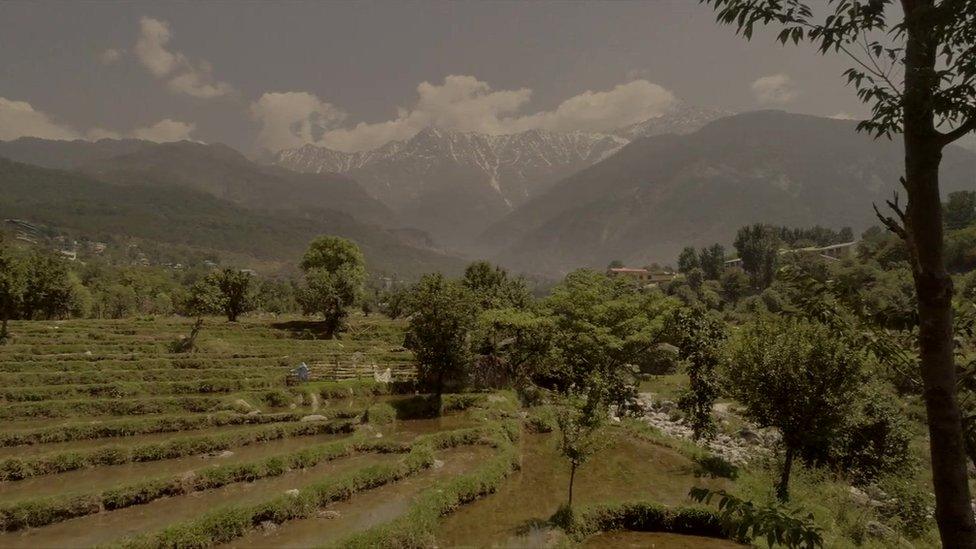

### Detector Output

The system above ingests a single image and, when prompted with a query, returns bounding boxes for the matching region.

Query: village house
[607,267,677,286]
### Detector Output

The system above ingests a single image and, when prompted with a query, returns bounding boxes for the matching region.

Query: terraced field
[0,316,735,547]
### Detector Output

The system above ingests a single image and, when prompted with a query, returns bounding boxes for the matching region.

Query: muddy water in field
[0,423,275,458]
[223,445,493,549]
[435,433,725,548]
[0,452,398,549]
[0,431,351,502]
[582,530,744,548]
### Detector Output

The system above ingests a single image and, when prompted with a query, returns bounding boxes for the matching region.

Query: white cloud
[0,97,81,140]
[130,119,196,142]
[98,48,124,65]
[134,17,234,98]
[250,92,347,151]
[0,96,195,143]
[751,74,798,105]
[252,75,677,153]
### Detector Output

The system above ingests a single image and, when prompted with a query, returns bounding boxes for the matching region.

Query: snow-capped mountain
[614,104,735,140]
[271,104,733,249]
[274,127,627,248]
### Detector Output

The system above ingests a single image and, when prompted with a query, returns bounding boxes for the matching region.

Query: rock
[317,510,341,519]
[849,486,884,508]
[234,399,252,411]
[432,459,444,469]
[738,428,760,443]
[289,403,297,409]
[300,414,328,422]
[374,432,383,438]
[260,520,278,534]
[285,489,300,497]
[610,416,621,424]
[84,350,93,357]
[246,410,261,416]
[865,520,897,540]
[202,450,234,459]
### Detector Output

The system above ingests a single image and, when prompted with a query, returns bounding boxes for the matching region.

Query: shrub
[365,403,396,425]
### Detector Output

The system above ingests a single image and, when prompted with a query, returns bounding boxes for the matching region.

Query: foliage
[296,236,366,338]
[724,318,866,500]
[945,190,976,231]
[720,268,751,305]
[831,384,915,485]
[700,243,726,280]
[670,307,727,441]
[0,237,26,343]
[689,488,824,549]
[403,273,480,400]
[555,392,609,507]
[734,224,780,290]
[461,260,530,310]
[678,247,700,273]
[20,250,74,320]
[557,500,726,542]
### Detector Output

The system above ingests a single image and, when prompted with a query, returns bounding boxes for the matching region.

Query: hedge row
[0,433,410,532]
[0,379,281,402]
[0,410,357,448]
[561,501,728,542]
[328,420,522,548]
[0,419,357,481]
[107,427,496,548]
[0,395,232,420]
[0,368,280,387]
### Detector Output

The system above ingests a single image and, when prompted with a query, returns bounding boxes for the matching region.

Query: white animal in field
[372,364,392,383]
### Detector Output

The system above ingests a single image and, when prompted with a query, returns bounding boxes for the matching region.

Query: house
[607,267,677,286]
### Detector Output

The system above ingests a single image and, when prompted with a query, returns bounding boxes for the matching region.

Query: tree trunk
[0,313,8,344]
[776,446,793,502]
[568,462,577,507]
[901,2,976,545]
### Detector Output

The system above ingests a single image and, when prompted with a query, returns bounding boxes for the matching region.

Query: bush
[364,403,396,425]
[559,500,726,542]
[260,390,291,408]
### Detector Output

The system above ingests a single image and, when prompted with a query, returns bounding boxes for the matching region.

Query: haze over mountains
[272,103,730,248]
[1,107,972,279]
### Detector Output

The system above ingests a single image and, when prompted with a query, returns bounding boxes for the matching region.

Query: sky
[0,1,886,154]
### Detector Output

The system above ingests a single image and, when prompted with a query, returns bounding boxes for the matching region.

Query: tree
[671,307,727,441]
[720,268,751,305]
[20,251,74,320]
[702,0,976,541]
[734,224,780,290]
[403,274,480,405]
[725,318,865,502]
[555,391,608,509]
[0,239,25,343]
[700,243,726,280]
[539,270,672,411]
[607,259,624,269]
[461,260,531,310]
[945,191,976,230]
[213,269,253,322]
[297,236,366,338]
[678,247,700,273]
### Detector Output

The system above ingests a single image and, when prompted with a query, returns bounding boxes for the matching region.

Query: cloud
[0,97,81,140]
[829,112,857,120]
[0,96,195,143]
[130,119,196,141]
[751,74,798,105]
[98,48,124,65]
[250,92,348,151]
[253,75,677,153]
[134,17,234,98]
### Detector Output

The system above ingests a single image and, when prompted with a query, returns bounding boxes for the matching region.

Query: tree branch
[873,201,908,240]
[939,115,976,146]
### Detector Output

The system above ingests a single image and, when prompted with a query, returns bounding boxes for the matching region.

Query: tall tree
[211,269,254,322]
[677,246,700,274]
[671,307,727,441]
[461,260,531,310]
[699,243,726,280]
[20,251,74,320]
[733,224,780,289]
[296,236,366,338]
[403,273,480,405]
[702,2,976,540]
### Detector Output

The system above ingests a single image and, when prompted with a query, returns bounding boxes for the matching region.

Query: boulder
[318,510,341,519]
[285,489,300,497]
[300,414,328,422]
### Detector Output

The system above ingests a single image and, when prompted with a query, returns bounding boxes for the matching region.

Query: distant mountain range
[480,110,976,275]
[0,140,464,277]
[272,103,729,248]
[4,108,972,279]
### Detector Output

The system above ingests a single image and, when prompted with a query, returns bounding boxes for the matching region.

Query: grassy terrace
[0,315,801,547]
